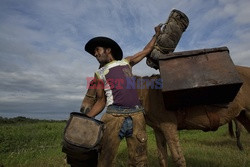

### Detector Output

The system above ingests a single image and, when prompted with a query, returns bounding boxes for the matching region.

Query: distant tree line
[0,116,66,124]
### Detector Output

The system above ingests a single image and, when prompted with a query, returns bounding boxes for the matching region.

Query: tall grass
[0,117,249,167]
[0,117,66,167]
[116,126,250,167]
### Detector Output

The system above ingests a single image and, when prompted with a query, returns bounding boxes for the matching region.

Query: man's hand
[154,23,163,37]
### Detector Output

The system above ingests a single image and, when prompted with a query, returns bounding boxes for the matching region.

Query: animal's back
[235,66,250,110]
[235,66,250,121]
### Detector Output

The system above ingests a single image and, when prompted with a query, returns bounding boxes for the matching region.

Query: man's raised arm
[125,24,162,67]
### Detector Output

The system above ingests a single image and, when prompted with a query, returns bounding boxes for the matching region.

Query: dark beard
[98,53,111,67]
[99,61,106,67]
[98,59,109,67]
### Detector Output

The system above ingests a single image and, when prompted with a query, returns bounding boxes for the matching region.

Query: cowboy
[84,24,162,167]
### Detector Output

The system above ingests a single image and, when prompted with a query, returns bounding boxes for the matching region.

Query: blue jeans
[119,116,133,139]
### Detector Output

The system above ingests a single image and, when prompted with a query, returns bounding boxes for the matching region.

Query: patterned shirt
[95,59,140,108]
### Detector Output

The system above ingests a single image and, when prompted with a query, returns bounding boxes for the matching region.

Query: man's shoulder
[121,58,129,64]
[105,59,129,68]
[96,59,130,77]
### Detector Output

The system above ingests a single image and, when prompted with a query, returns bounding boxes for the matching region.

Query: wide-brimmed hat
[85,36,123,60]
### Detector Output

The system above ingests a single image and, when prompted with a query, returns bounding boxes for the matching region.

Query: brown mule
[80,65,250,167]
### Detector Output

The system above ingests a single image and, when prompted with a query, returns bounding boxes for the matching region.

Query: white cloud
[0,0,249,119]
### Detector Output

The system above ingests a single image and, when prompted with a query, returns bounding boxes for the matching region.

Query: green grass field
[0,116,249,167]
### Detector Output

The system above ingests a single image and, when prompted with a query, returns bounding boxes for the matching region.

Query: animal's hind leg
[154,128,168,167]
[228,119,243,150]
[160,122,186,167]
[228,121,235,138]
[236,109,250,132]
[235,120,244,150]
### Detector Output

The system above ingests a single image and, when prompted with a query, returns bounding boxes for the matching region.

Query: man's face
[94,47,109,65]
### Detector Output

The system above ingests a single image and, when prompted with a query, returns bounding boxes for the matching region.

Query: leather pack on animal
[146,9,189,70]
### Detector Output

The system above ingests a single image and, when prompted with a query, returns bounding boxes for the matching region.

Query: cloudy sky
[0,0,249,120]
